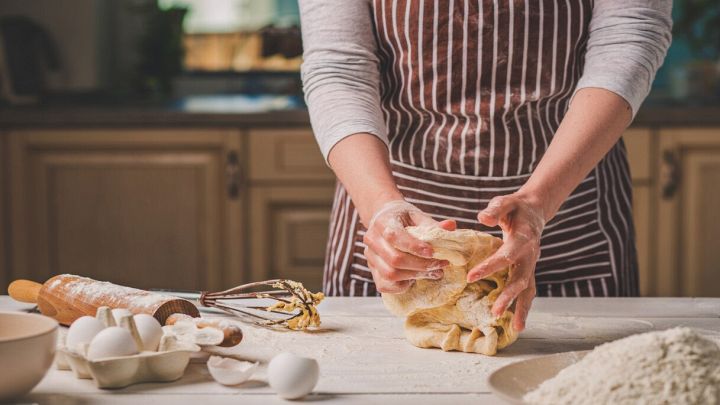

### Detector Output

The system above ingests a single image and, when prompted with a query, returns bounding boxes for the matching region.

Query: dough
[382,226,518,355]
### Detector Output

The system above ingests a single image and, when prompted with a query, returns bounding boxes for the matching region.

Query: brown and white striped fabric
[323,0,638,298]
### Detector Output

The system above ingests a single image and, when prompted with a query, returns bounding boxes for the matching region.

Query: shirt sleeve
[573,0,672,118]
[299,0,388,162]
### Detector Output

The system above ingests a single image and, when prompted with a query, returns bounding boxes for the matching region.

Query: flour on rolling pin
[39,274,199,325]
[53,277,166,309]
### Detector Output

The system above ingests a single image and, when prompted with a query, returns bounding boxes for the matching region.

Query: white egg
[86,326,139,360]
[111,308,133,325]
[66,316,105,353]
[133,314,163,351]
[268,352,319,400]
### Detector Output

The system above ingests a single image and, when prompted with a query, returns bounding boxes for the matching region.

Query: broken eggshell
[162,320,224,346]
[207,356,258,386]
[165,314,244,347]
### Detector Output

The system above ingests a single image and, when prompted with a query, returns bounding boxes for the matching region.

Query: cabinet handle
[226,151,241,200]
[661,150,680,200]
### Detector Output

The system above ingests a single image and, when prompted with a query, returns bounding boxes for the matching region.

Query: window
[158,0,301,72]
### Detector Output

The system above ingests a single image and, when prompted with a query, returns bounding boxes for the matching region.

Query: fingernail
[422,247,434,257]
[467,267,486,282]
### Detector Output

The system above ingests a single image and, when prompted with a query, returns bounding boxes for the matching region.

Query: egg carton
[56,307,224,389]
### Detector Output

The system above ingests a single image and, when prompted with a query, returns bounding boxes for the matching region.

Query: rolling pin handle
[7,279,43,304]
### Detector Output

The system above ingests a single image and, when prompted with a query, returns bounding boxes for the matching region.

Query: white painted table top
[2,296,719,405]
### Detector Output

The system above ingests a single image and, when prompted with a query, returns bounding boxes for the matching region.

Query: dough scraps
[382,226,518,355]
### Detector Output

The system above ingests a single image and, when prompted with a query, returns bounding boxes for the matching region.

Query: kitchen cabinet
[656,128,720,297]
[1,123,718,298]
[623,129,655,297]
[0,133,7,291]
[6,129,243,292]
[248,186,335,291]
[247,129,335,292]
[623,128,720,298]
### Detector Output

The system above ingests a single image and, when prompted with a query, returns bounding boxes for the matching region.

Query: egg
[111,308,133,325]
[133,314,163,351]
[267,352,319,400]
[86,326,139,360]
[66,316,105,353]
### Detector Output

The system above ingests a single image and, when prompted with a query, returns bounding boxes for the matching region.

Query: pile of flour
[524,327,720,405]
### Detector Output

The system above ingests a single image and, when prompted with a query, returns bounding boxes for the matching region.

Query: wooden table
[3,296,719,404]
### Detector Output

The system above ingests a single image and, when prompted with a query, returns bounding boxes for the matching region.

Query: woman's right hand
[363,200,456,293]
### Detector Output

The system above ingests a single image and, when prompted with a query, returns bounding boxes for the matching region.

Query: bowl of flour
[488,327,720,405]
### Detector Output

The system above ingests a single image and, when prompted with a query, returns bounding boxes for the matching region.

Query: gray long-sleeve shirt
[300,0,672,161]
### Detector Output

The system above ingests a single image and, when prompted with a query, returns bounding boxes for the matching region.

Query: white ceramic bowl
[0,311,58,401]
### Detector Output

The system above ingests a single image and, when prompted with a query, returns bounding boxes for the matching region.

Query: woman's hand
[364,200,457,294]
[466,193,547,332]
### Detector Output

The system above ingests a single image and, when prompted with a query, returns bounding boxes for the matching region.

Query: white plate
[487,350,589,404]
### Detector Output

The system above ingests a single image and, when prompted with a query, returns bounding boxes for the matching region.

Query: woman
[299,0,671,331]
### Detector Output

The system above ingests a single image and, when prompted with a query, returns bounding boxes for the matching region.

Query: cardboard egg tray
[55,307,206,389]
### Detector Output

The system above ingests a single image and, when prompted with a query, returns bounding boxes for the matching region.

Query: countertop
[3,296,720,404]
[1,95,720,128]
[0,95,311,128]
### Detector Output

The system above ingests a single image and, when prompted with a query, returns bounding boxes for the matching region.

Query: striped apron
[323,0,639,298]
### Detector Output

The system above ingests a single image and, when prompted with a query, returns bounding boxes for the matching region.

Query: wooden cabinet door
[249,186,335,293]
[656,128,720,297]
[8,129,243,292]
[248,128,334,182]
[0,133,7,291]
[248,129,334,292]
[623,129,655,296]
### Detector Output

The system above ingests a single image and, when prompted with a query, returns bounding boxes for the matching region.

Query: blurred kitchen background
[0,0,718,297]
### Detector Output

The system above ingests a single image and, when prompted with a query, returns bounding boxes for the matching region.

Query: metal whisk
[199,279,325,330]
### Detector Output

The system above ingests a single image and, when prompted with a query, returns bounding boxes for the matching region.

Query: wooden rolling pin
[8,275,200,325]
[8,274,243,347]
[8,275,243,347]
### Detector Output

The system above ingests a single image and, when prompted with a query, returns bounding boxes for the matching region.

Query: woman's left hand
[466,193,547,332]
